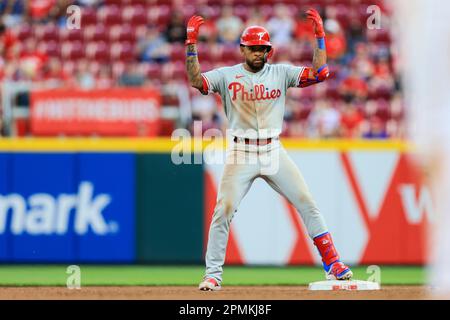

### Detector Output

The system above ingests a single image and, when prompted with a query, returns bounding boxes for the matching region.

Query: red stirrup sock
[313,232,340,272]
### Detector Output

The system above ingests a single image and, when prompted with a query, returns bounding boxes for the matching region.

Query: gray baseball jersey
[202,63,305,139]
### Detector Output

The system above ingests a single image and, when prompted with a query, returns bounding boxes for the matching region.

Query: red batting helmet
[240,26,272,47]
[240,26,274,60]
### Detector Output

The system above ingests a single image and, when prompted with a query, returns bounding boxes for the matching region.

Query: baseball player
[185,9,353,291]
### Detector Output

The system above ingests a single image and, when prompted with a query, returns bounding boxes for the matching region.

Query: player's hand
[185,15,204,45]
[306,9,325,38]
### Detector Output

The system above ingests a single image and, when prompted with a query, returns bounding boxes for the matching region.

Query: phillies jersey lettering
[202,63,305,139]
[228,82,282,101]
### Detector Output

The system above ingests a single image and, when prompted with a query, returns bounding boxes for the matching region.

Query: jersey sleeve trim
[201,74,212,94]
[295,67,307,87]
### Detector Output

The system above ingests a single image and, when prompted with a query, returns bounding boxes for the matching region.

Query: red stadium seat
[209,5,221,20]
[86,42,110,62]
[60,28,83,42]
[81,8,97,25]
[125,5,148,26]
[220,45,240,62]
[119,24,137,42]
[44,25,61,41]
[61,41,85,61]
[170,43,186,62]
[42,41,61,57]
[97,5,120,25]
[171,61,187,81]
[146,63,163,80]
[207,0,223,6]
[109,25,136,42]
[182,5,197,22]
[110,42,135,62]
[335,5,351,29]
[84,25,109,42]
[130,0,148,5]
[200,62,213,73]
[234,5,250,21]
[156,5,171,27]
[16,25,33,41]
[104,0,124,6]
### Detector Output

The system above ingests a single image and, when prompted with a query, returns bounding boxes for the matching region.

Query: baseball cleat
[198,277,221,291]
[325,261,353,280]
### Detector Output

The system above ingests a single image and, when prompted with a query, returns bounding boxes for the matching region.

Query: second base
[308,280,380,291]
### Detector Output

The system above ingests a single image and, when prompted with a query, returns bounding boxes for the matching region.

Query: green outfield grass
[0,265,425,286]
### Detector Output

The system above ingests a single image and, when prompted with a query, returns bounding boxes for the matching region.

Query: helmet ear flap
[264,47,274,62]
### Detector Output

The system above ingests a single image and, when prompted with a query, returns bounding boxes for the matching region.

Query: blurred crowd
[0,0,404,139]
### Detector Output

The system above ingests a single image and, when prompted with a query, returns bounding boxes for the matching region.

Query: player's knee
[214,198,235,218]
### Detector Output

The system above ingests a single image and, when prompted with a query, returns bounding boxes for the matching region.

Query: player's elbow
[190,77,208,94]
[316,64,330,82]
[190,81,205,94]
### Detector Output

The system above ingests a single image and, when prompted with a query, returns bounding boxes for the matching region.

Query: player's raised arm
[185,15,206,93]
[298,9,330,88]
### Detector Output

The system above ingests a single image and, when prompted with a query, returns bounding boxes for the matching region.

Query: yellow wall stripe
[0,137,413,152]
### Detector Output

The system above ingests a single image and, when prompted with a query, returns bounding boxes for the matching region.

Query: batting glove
[306,9,325,39]
[185,15,204,46]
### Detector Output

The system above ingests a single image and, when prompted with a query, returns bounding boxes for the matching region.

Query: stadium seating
[2,0,400,138]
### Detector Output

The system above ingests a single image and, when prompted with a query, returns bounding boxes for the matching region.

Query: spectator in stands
[0,109,5,136]
[75,0,101,7]
[323,19,346,62]
[0,1,404,139]
[339,99,364,138]
[0,0,27,27]
[75,59,95,89]
[266,4,294,47]
[190,93,222,136]
[346,17,365,55]
[293,10,315,43]
[164,11,186,44]
[216,5,243,44]
[0,118,6,136]
[308,99,341,138]
[18,38,48,81]
[197,9,218,43]
[362,116,389,139]
[340,68,369,100]
[28,0,56,23]
[42,57,68,86]
[138,25,170,63]
[351,42,375,79]
[0,25,4,80]
[368,58,395,99]
[245,7,265,27]
[96,65,114,88]
[118,62,145,87]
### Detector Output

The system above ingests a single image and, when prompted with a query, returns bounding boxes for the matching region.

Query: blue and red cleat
[324,260,353,280]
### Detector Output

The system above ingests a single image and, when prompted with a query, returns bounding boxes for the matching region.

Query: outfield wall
[0,138,430,265]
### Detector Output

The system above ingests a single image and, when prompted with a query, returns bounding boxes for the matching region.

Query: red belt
[233,137,273,145]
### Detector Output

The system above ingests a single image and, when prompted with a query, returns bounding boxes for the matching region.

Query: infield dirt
[0,285,437,300]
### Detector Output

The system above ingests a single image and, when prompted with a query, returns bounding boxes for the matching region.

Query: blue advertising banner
[0,154,11,260]
[77,153,135,262]
[0,153,135,263]
[10,153,78,262]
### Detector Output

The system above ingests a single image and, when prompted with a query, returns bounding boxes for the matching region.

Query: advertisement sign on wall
[30,88,161,136]
[204,149,432,266]
[0,153,136,262]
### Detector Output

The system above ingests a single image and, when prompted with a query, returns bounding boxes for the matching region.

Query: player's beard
[246,57,265,72]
